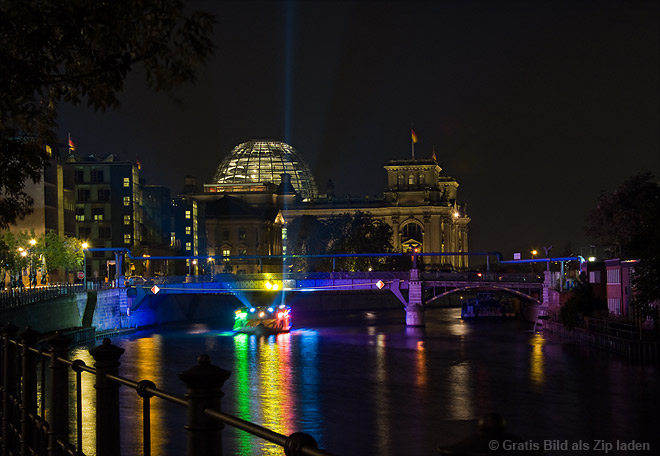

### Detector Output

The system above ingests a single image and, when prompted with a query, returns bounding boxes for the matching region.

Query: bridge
[125,268,551,327]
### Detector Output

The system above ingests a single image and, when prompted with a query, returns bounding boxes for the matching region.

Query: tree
[559,274,607,330]
[286,212,398,272]
[585,172,660,325]
[0,0,215,228]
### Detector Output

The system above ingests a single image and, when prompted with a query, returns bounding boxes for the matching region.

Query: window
[185,210,191,219]
[170,232,176,246]
[91,169,104,183]
[99,226,112,239]
[185,226,191,235]
[124,215,131,225]
[123,177,130,187]
[77,189,90,202]
[98,188,111,202]
[124,234,131,244]
[239,248,248,256]
[186,242,192,251]
[238,229,246,240]
[75,208,85,222]
[402,223,422,241]
[222,230,229,241]
[223,249,231,261]
[123,196,130,206]
[408,174,415,185]
[419,174,425,185]
[607,269,621,284]
[75,170,84,183]
[79,227,91,238]
[92,207,104,221]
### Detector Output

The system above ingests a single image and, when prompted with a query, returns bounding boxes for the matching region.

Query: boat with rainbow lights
[232,304,292,335]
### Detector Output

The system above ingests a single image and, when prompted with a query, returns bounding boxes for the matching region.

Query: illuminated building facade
[283,158,470,269]
[197,139,470,272]
[66,154,144,281]
[9,147,76,239]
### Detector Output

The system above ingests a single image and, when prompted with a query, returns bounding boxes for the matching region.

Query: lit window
[124,215,131,225]
[223,249,231,261]
[124,234,131,244]
[185,210,191,219]
[408,174,415,185]
[92,207,104,221]
[185,226,191,235]
[123,177,130,187]
[239,248,247,256]
[123,196,130,206]
[186,242,192,251]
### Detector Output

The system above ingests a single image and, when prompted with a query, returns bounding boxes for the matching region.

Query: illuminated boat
[233,304,292,335]
[461,292,516,319]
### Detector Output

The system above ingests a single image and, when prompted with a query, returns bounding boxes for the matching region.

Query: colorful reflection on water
[62,309,659,455]
[231,330,321,455]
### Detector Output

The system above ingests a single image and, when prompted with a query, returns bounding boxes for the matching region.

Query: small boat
[461,292,515,319]
[233,304,292,335]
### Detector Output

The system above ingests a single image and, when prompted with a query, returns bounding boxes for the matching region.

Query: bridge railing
[421,271,543,283]
[0,325,335,456]
[0,283,84,310]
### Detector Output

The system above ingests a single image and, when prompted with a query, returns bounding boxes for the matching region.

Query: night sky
[56,0,659,259]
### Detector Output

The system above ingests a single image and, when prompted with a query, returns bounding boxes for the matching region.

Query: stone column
[89,338,125,456]
[406,269,425,327]
[47,331,71,456]
[178,355,230,456]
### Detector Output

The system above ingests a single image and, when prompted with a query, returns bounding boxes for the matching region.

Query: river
[68,307,659,455]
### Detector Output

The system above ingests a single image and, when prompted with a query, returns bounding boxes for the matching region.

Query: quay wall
[2,288,405,338]
[0,293,84,333]
[544,320,660,364]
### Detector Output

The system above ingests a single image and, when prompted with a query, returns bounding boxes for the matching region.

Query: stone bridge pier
[390,268,425,327]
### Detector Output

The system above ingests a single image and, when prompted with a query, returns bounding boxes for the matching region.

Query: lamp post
[28,239,36,287]
[82,242,89,290]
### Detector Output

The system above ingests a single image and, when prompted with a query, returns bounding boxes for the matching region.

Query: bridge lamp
[453,211,459,218]
[265,280,273,290]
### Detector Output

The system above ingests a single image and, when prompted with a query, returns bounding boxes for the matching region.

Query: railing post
[178,354,230,456]
[47,331,71,456]
[19,326,40,456]
[2,323,19,456]
[89,338,125,456]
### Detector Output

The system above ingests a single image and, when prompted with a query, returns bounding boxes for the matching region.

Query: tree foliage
[559,274,607,330]
[585,172,660,322]
[286,212,401,272]
[0,0,215,228]
[1,230,84,287]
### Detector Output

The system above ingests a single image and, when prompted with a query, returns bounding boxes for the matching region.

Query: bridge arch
[424,285,540,307]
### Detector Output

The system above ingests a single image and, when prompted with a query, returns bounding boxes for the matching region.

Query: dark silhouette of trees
[286,212,401,272]
[585,172,660,326]
[0,0,215,228]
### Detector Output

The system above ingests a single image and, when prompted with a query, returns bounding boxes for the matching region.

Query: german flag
[411,128,418,144]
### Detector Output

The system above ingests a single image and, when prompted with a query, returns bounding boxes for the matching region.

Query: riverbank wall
[544,320,660,364]
[2,287,406,344]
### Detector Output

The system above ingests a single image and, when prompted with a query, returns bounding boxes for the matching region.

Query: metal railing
[0,324,335,456]
[0,283,84,310]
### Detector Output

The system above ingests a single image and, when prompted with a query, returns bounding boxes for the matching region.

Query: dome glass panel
[211,140,318,200]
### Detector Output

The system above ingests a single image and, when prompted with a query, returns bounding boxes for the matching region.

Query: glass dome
[211,140,318,200]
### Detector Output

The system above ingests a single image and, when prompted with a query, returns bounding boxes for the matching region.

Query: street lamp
[82,242,89,290]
